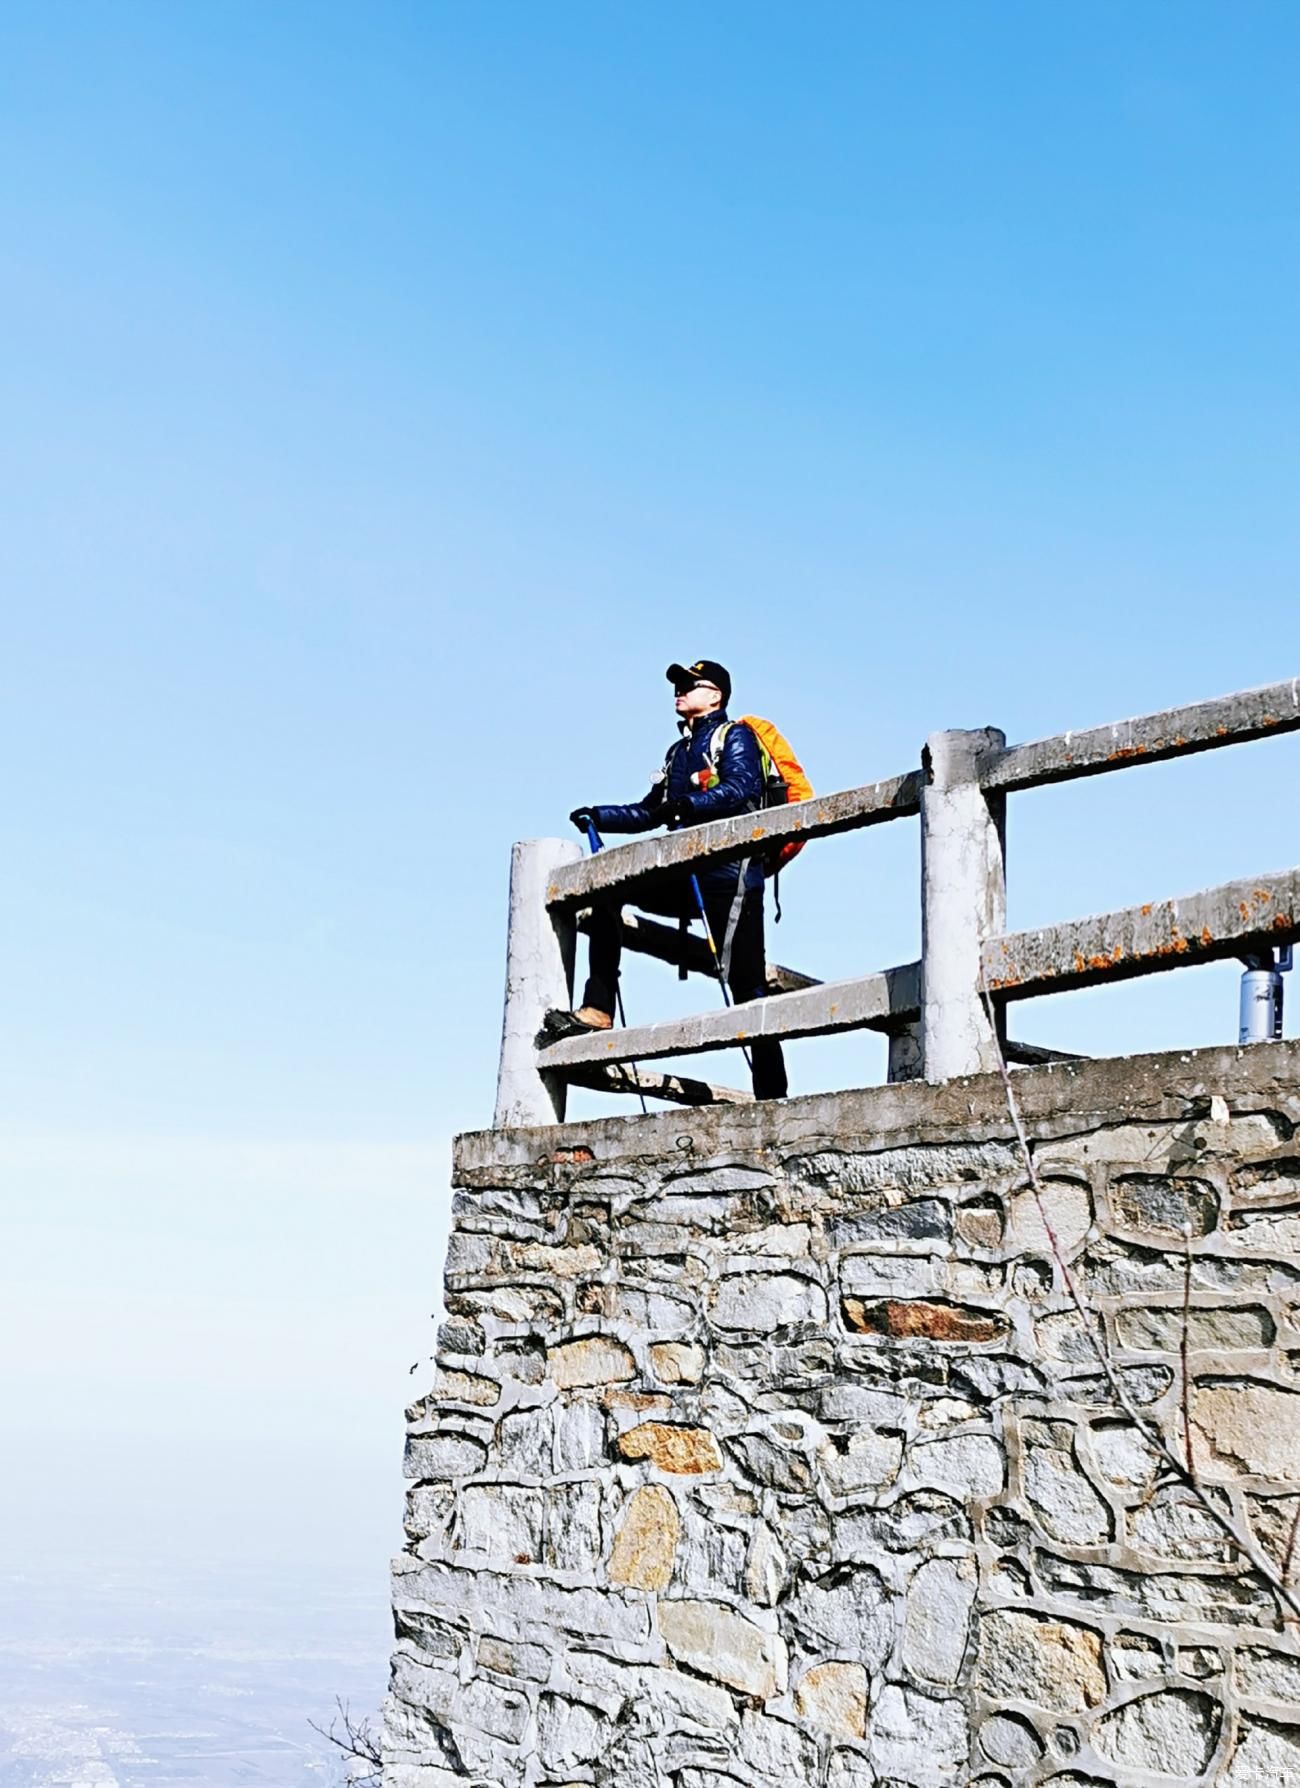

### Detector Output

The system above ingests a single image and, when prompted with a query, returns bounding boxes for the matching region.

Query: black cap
[666,659,731,704]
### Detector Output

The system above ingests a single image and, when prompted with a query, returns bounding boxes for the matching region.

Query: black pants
[581,877,789,1101]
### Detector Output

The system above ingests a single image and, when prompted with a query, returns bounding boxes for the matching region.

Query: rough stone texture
[975,1610,1107,1714]
[795,1662,868,1738]
[648,1341,705,1384]
[1094,1687,1220,1775]
[615,1422,723,1475]
[658,1598,787,1700]
[547,1336,635,1389]
[383,1040,1300,1787]
[607,1486,679,1591]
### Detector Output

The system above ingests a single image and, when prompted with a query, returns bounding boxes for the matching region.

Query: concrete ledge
[545,772,923,909]
[456,1036,1300,1174]
[984,864,1300,998]
[984,675,1300,792]
[535,962,922,1073]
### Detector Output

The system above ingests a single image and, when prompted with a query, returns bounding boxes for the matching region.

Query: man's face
[674,678,723,720]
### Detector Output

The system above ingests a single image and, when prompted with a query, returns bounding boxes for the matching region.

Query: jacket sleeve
[590,778,667,835]
[680,722,765,822]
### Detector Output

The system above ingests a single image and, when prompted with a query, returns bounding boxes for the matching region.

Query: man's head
[667,658,730,722]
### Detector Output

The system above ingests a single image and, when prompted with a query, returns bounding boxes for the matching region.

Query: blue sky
[3,1,1300,1594]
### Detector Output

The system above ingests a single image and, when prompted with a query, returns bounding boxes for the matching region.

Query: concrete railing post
[920,728,1007,1082]
[494,837,584,1128]
[887,1023,924,1084]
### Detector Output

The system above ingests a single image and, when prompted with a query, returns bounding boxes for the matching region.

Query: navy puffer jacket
[591,710,766,895]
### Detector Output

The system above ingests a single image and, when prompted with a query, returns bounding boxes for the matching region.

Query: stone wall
[382,1041,1300,1787]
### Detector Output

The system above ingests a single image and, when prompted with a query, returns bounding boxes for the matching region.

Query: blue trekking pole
[585,821,647,1114]
[689,874,732,1008]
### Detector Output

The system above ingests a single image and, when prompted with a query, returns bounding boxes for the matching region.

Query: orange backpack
[705,715,814,872]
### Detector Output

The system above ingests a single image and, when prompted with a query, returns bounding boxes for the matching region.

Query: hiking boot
[539,1006,615,1044]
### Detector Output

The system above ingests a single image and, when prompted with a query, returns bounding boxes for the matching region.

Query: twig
[309,1698,382,1784]
[978,984,1300,1628]
[1181,1224,1195,1479]
[1283,1502,1300,1593]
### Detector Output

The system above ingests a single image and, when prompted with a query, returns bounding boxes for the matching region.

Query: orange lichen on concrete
[1081,948,1124,972]
[1139,937,1191,960]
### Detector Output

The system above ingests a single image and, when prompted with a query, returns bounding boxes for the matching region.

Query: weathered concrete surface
[920,728,1006,1083]
[536,961,922,1074]
[494,838,583,1129]
[983,674,1300,792]
[545,773,923,910]
[984,863,1300,999]
[386,1040,1300,1786]
[473,1037,1300,1177]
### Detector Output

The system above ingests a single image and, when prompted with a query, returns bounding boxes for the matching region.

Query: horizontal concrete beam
[546,773,923,910]
[578,909,820,994]
[563,1062,753,1106]
[984,677,1300,793]
[983,864,1300,1001]
[536,961,922,1071]
[1004,1040,1090,1067]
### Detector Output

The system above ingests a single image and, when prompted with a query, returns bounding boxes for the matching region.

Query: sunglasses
[674,679,720,695]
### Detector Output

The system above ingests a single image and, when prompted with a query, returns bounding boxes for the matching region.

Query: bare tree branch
[1180,1224,1196,1480]
[309,1697,382,1785]
[978,984,1300,1628]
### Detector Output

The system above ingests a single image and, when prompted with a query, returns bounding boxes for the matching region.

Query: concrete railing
[495,678,1300,1126]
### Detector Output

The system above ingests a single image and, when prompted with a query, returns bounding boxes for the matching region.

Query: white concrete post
[494,837,583,1128]
[920,728,1007,1082]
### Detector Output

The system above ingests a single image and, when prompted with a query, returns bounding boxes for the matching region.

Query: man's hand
[569,807,596,833]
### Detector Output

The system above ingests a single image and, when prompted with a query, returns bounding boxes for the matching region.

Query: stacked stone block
[383,1042,1300,1786]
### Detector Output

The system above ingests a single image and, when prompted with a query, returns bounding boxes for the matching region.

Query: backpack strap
[719,860,752,985]
[709,717,774,780]
[705,719,773,816]
[704,719,733,768]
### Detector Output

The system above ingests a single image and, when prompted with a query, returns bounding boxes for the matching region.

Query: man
[547,659,788,1101]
